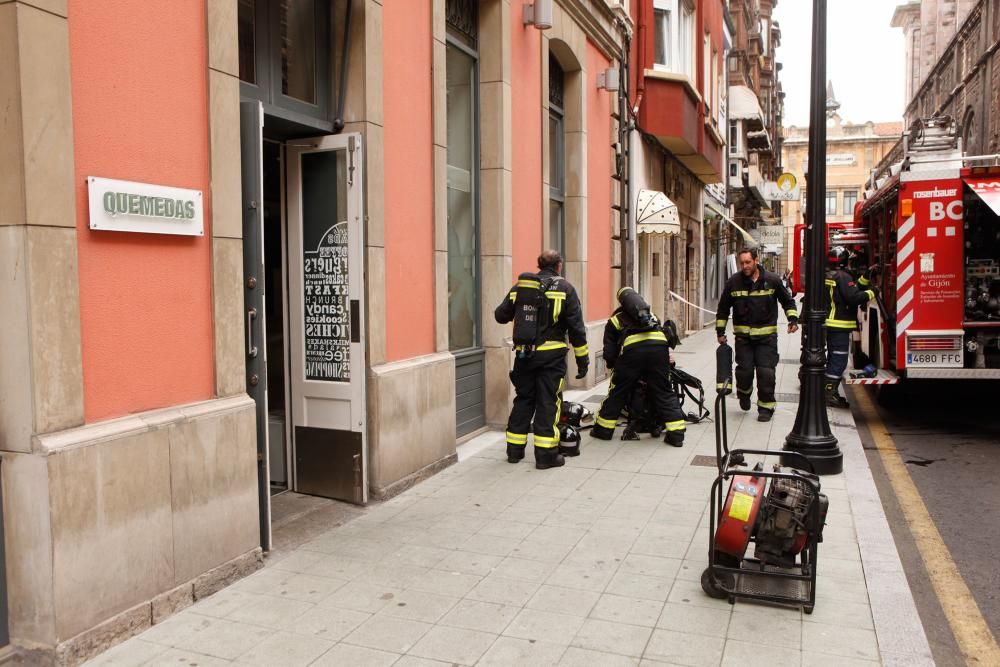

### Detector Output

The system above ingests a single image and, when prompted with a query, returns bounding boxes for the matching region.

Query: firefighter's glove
[575,358,589,380]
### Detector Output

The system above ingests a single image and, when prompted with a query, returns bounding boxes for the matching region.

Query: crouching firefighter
[716,247,799,422]
[824,249,876,408]
[591,287,686,447]
[495,250,589,469]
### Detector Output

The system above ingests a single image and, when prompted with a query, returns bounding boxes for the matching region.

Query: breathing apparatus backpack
[511,272,557,356]
[617,287,659,333]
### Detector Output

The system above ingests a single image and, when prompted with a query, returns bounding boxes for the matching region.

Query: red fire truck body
[849,122,1000,385]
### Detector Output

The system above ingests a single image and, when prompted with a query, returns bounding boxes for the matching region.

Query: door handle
[248,308,258,358]
[350,300,360,343]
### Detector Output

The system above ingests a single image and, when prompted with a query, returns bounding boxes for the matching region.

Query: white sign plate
[87,176,204,236]
[760,181,801,201]
[758,225,784,246]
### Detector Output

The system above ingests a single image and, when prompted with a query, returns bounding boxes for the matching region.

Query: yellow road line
[854,388,1000,666]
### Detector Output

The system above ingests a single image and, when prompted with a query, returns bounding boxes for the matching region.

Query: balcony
[640,70,724,184]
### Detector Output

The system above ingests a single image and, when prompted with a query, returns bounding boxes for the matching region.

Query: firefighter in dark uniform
[495,250,589,470]
[591,287,687,446]
[716,247,799,422]
[824,249,876,407]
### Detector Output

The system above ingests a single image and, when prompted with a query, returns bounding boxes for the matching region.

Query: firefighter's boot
[825,379,850,408]
[738,393,752,411]
[535,449,566,470]
[590,424,614,440]
[506,444,525,464]
[664,431,684,448]
[757,409,774,423]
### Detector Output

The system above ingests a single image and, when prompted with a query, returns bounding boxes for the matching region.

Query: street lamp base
[783,436,844,476]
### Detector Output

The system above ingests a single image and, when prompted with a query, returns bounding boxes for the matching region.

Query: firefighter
[591,287,686,446]
[716,247,799,422]
[495,250,589,469]
[824,248,876,408]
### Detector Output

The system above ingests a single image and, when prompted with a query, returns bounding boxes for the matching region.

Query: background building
[892,0,1000,155]
[781,86,902,277]
[627,0,728,333]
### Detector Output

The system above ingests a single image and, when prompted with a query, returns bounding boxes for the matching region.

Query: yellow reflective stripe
[859,275,871,287]
[552,378,564,438]
[553,298,563,321]
[746,326,777,336]
[623,331,668,347]
[749,289,775,297]
[716,382,732,390]
[505,432,528,444]
[535,341,568,351]
[786,309,799,318]
[733,325,750,334]
[509,291,517,303]
[517,279,541,288]
[865,290,875,301]
[574,344,589,357]
[617,286,632,299]
[534,434,559,447]
[826,319,857,329]
[665,420,686,432]
[610,315,621,330]
[730,290,749,297]
[546,292,566,299]
[716,319,728,328]
[758,401,777,409]
[825,279,837,287]
[596,415,618,429]
[737,387,753,395]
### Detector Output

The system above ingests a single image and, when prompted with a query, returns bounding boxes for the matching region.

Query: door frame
[285,133,368,504]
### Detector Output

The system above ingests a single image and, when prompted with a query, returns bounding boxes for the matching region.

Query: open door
[286,135,367,504]
[240,101,271,550]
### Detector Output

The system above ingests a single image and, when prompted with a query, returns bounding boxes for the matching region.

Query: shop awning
[966,176,1000,216]
[636,189,681,236]
[729,85,765,129]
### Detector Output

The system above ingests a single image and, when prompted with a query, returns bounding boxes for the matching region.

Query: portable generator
[704,344,829,613]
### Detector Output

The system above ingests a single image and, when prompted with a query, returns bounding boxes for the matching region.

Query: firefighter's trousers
[505,348,567,456]
[735,335,779,412]
[594,343,686,439]
[825,329,851,380]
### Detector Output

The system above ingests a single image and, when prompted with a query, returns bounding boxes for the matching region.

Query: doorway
[240,102,367,551]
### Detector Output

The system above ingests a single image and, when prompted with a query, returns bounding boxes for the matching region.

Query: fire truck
[846,116,1000,386]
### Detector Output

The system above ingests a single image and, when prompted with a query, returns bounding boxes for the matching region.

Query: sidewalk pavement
[87,326,934,667]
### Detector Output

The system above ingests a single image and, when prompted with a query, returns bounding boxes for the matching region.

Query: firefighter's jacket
[602,308,669,369]
[716,270,799,339]
[824,269,875,330]
[495,268,589,358]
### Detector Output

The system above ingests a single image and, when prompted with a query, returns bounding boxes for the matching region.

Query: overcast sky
[773,0,905,127]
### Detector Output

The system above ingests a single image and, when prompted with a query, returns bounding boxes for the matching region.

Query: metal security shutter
[455,349,486,437]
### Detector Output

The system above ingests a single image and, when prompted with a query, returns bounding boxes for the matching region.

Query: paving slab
[83,327,929,666]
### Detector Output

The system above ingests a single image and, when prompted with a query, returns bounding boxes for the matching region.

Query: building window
[825,190,837,216]
[446,17,480,351]
[549,54,566,260]
[653,0,694,79]
[729,121,742,156]
[843,190,858,215]
[238,0,331,123]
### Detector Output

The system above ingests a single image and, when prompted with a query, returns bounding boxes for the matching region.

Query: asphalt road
[850,380,1000,666]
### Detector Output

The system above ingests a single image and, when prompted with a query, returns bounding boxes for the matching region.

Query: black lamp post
[784,0,843,475]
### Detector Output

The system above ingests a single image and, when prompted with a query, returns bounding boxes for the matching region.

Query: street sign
[760,173,800,201]
[758,225,784,246]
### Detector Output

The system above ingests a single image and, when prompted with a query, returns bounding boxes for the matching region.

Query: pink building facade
[0,1,629,662]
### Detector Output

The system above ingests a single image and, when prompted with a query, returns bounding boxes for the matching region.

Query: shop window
[825,190,837,216]
[652,0,694,79]
[446,17,480,351]
[239,0,332,125]
[548,54,566,260]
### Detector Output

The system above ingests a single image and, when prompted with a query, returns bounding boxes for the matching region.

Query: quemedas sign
[87,176,204,236]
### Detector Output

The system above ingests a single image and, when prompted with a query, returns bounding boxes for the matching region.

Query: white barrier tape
[668,290,718,315]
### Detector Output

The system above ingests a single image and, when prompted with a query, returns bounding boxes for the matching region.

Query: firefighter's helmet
[558,424,581,457]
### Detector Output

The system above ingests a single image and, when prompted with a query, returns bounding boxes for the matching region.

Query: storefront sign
[760,173,800,201]
[757,225,785,246]
[303,221,350,382]
[87,177,204,236]
[827,153,857,166]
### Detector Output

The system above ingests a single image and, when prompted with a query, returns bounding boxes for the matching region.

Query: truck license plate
[906,351,963,367]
